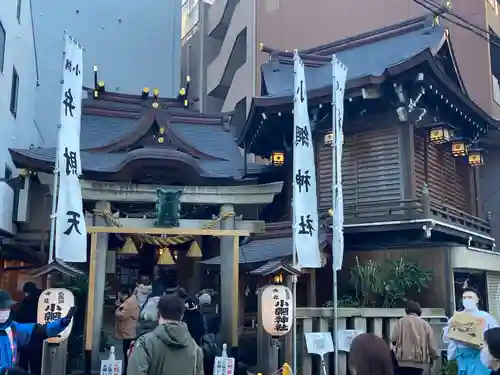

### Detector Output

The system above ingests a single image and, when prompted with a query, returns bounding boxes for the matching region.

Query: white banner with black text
[331,55,348,271]
[55,33,87,263]
[292,51,322,269]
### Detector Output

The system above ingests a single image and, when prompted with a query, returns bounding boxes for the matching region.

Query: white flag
[55,33,87,263]
[292,51,322,269]
[331,55,348,271]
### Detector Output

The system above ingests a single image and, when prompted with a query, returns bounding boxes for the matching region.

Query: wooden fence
[257,307,447,375]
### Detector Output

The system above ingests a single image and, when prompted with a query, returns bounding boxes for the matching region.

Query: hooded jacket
[127,321,203,375]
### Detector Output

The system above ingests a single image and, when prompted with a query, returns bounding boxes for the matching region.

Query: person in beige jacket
[391,301,439,375]
[114,287,140,373]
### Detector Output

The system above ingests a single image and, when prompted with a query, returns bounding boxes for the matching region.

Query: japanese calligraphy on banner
[37,288,74,343]
[100,360,122,375]
[293,50,321,268]
[331,55,348,271]
[260,285,293,336]
[55,33,87,262]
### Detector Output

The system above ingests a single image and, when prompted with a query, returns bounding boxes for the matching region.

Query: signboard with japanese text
[292,51,321,268]
[261,285,293,336]
[212,355,235,375]
[55,33,87,262]
[304,332,334,357]
[100,359,122,375]
[336,329,363,352]
[37,288,74,343]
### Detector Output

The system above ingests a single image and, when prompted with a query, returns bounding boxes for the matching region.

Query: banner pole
[331,55,339,375]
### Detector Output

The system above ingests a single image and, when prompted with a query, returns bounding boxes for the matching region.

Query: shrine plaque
[37,288,74,344]
[448,311,485,347]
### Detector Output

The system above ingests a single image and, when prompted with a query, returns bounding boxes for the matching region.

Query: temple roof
[236,15,498,147]
[10,90,270,184]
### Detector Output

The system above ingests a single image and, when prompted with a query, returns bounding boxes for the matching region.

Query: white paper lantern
[261,285,293,336]
[37,288,75,343]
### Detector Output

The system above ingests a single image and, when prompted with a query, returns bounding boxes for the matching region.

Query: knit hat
[198,293,211,306]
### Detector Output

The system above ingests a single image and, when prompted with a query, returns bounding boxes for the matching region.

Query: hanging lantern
[186,241,202,258]
[429,126,451,144]
[119,237,138,254]
[468,148,484,166]
[158,247,175,265]
[272,272,284,284]
[451,140,468,157]
[271,151,285,166]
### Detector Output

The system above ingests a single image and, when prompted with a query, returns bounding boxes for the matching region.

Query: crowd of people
[114,274,220,375]
[2,279,500,375]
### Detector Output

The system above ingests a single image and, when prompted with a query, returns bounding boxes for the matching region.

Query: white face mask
[462,298,478,311]
[0,310,10,323]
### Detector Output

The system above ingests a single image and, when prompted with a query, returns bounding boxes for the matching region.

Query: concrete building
[185,0,500,121]
[31,0,182,146]
[0,0,42,235]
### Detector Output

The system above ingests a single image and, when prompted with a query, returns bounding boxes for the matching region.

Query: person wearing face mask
[114,287,139,374]
[127,293,203,375]
[0,289,76,375]
[480,327,500,374]
[446,287,498,375]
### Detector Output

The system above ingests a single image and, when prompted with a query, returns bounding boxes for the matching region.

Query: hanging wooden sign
[260,285,293,336]
[37,288,75,344]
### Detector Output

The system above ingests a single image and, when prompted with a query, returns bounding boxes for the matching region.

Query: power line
[411,0,500,49]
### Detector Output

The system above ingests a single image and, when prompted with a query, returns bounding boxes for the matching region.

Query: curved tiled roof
[9,90,272,182]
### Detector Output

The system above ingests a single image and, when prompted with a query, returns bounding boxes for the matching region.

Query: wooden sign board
[448,311,485,347]
[37,288,74,344]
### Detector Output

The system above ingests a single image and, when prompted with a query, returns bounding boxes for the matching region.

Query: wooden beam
[86,226,250,236]
[84,217,266,233]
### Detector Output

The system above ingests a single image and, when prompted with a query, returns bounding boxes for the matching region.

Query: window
[10,67,19,117]
[0,21,5,73]
[16,0,21,22]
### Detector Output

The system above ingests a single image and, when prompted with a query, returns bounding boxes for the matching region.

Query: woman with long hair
[349,334,395,375]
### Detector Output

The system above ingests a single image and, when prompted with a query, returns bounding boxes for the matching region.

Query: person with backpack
[127,293,203,375]
[198,293,220,375]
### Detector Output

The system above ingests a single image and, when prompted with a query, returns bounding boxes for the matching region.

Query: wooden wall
[414,132,472,213]
[316,125,403,211]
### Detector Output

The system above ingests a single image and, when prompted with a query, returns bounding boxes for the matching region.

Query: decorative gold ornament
[186,241,202,258]
[119,237,138,254]
[158,247,175,265]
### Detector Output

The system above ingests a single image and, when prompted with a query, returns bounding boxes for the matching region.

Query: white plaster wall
[0,1,42,234]
[450,246,500,272]
[31,0,182,146]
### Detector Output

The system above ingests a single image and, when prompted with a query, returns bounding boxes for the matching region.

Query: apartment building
[31,0,182,146]
[184,0,500,121]
[0,0,41,235]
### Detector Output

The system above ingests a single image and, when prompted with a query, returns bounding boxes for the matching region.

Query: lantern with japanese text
[429,126,451,144]
[260,285,293,336]
[270,152,285,166]
[37,288,75,343]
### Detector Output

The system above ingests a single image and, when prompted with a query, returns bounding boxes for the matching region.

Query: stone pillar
[91,201,110,370]
[219,204,239,351]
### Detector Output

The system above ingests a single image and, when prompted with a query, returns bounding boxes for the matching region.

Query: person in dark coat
[15,282,42,375]
[182,296,204,344]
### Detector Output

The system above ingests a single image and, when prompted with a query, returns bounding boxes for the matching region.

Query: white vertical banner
[55,33,87,262]
[292,51,321,269]
[331,55,348,271]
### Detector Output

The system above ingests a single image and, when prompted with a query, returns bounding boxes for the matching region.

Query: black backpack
[200,314,219,359]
